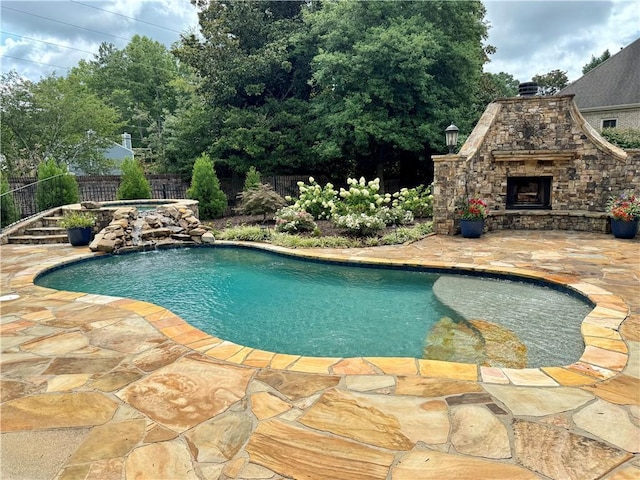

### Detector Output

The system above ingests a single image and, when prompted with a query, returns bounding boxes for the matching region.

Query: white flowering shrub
[274,206,317,233]
[335,177,391,215]
[392,184,434,218]
[285,177,337,220]
[332,212,386,236]
[377,206,414,226]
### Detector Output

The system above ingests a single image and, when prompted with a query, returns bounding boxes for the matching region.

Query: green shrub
[35,159,79,211]
[236,183,286,220]
[116,158,152,200]
[601,128,640,149]
[217,225,271,242]
[1,172,20,227]
[274,206,317,233]
[375,222,433,245]
[187,153,228,219]
[392,184,434,218]
[58,211,96,229]
[243,166,262,191]
[286,177,338,220]
[271,232,358,248]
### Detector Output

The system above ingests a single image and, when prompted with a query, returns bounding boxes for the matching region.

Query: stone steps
[8,234,69,245]
[25,226,67,236]
[6,215,70,244]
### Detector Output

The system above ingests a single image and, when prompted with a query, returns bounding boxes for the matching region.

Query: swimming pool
[35,246,593,367]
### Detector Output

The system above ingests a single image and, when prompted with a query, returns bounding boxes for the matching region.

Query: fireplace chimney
[518,82,539,97]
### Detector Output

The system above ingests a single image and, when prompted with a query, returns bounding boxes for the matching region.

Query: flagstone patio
[1,231,639,480]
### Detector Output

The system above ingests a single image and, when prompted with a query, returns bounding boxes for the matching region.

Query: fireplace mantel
[491,150,577,162]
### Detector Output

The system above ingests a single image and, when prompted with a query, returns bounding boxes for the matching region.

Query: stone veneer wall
[432,95,640,235]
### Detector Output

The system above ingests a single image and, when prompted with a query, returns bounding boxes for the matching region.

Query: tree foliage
[172,1,317,175]
[582,49,611,74]
[116,158,152,200]
[74,36,182,153]
[1,172,21,227]
[35,159,79,211]
[477,72,520,105]
[305,0,489,184]
[532,69,569,95]
[0,71,123,176]
[187,153,228,219]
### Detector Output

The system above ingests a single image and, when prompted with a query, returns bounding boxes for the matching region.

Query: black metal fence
[4,173,315,219]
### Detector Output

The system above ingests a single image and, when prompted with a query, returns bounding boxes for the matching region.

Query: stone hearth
[432,95,640,235]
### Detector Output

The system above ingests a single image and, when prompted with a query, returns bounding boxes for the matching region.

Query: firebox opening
[506,176,552,210]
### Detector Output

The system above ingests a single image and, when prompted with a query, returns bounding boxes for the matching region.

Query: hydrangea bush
[274,206,317,233]
[392,184,433,218]
[285,177,337,220]
[332,212,386,236]
[377,206,414,226]
[335,177,391,215]
[282,176,427,237]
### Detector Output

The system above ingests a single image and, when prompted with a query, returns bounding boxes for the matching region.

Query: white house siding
[581,106,640,131]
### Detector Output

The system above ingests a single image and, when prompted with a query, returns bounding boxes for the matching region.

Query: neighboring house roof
[104,142,134,161]
[559,37,640,110]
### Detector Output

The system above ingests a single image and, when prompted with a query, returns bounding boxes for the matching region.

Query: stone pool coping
[22,240,630,387]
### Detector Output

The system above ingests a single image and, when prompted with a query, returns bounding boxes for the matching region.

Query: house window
[602,118,617,129]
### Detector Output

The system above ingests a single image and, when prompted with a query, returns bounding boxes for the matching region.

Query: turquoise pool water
[36,247,592,366]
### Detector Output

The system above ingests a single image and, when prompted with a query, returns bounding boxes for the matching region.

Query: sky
[1,0,639,85]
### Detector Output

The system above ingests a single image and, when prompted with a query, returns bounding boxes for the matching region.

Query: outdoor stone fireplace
[432,94,640,235]
[506,176,551,210]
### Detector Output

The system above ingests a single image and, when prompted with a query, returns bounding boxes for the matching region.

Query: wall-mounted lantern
[445,123,459,154]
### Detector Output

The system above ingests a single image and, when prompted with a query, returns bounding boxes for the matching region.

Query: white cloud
[1,0,198,80]
[2,0,639,84]
[484,0,640,83]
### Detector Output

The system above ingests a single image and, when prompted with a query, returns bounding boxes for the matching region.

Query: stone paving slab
[1,231,639,479]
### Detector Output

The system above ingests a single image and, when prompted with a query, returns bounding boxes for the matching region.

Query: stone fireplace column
[432,153,470,235]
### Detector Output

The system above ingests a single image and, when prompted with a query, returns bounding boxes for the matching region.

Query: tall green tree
[0,71,122,176]
[187,153,228,219]
[532,69,569,95]
[172,1,317,175]
[74,36,182,156]
[306,1,489,185]
[582,49,611,74]
[477,72,520,106]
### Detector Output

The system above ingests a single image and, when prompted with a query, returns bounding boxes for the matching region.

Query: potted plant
[456,197,488,238]
[58,211,96,246]
[606,190,640,239]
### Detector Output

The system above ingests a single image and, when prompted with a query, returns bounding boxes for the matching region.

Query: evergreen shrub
[116,158,152,200]
[35,159,79,211]
[187,153,227,219]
